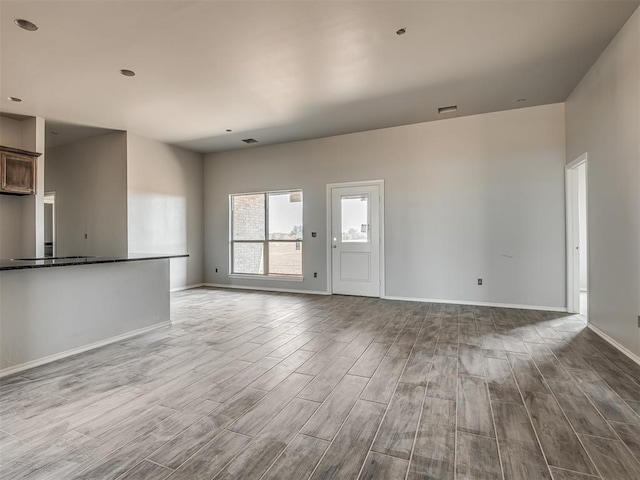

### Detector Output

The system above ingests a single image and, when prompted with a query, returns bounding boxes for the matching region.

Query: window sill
[228,274,304,282]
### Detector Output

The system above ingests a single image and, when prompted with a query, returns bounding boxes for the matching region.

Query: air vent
[438,105,458,114]
[242,138,258,144]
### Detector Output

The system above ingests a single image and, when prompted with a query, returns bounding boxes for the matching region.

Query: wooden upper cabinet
[0,146,41,195]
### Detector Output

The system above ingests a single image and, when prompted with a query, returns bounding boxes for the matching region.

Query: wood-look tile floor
[1,288,640,480]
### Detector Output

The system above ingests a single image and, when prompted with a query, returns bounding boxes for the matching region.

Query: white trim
[44,191,56,258]
[170,283,205,292]
[382,295,567,312]
[588,324,640,367]
[565,153,589,315]
[204,283,329,296]
[0,321,170,379]
[326,179,385,298]
[227,274,303,282]
[566,152,588,170]
[201,285,564,311]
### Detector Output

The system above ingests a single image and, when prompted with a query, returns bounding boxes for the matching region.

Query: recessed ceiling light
[14,19,38,31]
[120,69,136,77]
[396,28,406,36]
[8,96,22,103]
[438,105,457,114]
[242,138,258,144]
[226,129,232,132]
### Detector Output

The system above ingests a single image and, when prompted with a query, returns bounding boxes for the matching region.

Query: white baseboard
[0,321,171,379]
[381,295,567,313]
[201,285,565,312]
[587,323,640,366]
[171,283,205,292]
[203,283,330,296]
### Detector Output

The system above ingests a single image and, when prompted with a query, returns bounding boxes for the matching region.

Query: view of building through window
[231,190,302,276]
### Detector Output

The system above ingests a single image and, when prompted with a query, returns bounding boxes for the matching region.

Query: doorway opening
[566,155,588,315]
[44,192,56,258]
[327,180,384,297]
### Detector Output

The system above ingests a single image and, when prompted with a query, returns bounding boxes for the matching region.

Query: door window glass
[341,194,369,243]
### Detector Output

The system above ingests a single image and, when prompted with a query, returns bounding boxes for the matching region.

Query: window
[341,194,369,243]
[230,190,303,277]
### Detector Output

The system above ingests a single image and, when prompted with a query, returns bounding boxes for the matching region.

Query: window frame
[229,189,303,279]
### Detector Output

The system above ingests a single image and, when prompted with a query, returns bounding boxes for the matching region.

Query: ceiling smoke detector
[14,19,38,31]
[242,138,258,144]
[438,105,458,114]
[120,69,136,77]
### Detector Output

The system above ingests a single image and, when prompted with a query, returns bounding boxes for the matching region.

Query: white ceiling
[1,1,638,153]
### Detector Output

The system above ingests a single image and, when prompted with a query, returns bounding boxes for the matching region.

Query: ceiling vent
[242,138,258,144]
[14,19,38,31]
[438,105,458,114]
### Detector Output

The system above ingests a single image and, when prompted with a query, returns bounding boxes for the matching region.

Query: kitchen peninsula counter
[0,254,187,376]
[0,253,187,271]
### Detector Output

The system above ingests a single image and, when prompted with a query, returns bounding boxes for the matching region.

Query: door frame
[326,179,385,297]
[44,191,56,258]
[566,153,588,315]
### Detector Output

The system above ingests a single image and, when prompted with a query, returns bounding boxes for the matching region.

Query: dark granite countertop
[0,253,188,271]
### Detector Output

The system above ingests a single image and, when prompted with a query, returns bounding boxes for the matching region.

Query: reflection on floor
[581,290,588,316]
[1,288,639,479]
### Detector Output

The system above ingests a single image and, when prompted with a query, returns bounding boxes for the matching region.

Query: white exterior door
[331,184,380,297]
[566,154,588,314]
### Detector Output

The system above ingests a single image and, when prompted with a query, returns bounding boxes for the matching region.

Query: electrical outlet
[311,232,317,238]
[314,272,318,278]
[477,278,483,286]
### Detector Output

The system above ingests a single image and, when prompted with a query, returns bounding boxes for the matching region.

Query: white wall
[44,203,53,244]
[20,117,46,258]
[0,117,22,145]
[45,132,128,257]
[0,116,45,259]
[0,259,170,372]
[204,103,567,309]
[127,133,204,289]
[0,194,23,258]
[566,7,640,356]
[1,118,24,259]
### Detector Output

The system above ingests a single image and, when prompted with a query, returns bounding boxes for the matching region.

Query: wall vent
[242,138,258,144]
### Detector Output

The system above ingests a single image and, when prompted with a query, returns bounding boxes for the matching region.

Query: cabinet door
[1,152,36,194]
